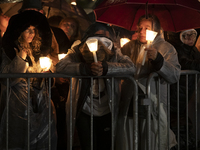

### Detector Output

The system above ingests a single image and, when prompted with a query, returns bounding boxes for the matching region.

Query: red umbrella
[94,0,200,32]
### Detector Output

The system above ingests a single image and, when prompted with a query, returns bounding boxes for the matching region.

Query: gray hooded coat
[121,34,181,150]
[56,40,136,149]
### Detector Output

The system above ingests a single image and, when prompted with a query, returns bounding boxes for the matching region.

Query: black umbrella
[0,0,91,32]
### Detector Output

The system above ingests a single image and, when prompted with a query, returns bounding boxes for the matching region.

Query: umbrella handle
[145,1,148,19]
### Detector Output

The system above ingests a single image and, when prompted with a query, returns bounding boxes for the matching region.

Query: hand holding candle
[86,38,98,63]
[39,57,52,72]
[142,29,158,65]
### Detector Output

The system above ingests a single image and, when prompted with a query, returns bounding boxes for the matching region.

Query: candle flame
[39,57,52,71]
[120,38,130,47]
[58,54,67,60]
[146,29,158,42]
[86,38,98,52]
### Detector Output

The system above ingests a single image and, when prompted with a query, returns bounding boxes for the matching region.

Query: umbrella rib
[130,4,142,31]
[5,3,21,14]
[164,5,176,32]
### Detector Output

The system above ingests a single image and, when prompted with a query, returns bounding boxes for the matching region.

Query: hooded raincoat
[56,39,135,149]
[0,10,57,150]
[121,34,181,150]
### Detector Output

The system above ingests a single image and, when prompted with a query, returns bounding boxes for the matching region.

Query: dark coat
[170,44,200,115]
[51,26,72,53]
[0,10,57,150]
[2,10,52,62]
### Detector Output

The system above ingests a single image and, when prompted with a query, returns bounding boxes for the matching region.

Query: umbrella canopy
[0,1,23,17]
[0,0,91,32]
[94,0,200,32]
[43,0,91,31]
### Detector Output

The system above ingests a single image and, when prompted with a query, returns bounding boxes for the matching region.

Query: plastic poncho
[121,34,181,150]
[0,10,57,150]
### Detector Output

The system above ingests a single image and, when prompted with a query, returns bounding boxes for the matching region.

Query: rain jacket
[0,50,57,150]
[56,40,135,149]
[0,10,57,150]
[170,43,200,115]
[121,34,181,150]
[170,43,200,149]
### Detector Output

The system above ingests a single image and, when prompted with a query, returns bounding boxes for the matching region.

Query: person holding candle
[56,22,135,150]
[17,1,73,149]
[121,14,181,150]
[0,10,57,149]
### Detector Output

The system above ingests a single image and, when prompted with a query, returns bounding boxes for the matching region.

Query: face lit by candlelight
[59,19,77,40]
[21,25,35,43]
[138,20,152,44]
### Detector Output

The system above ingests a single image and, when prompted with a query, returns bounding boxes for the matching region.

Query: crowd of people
[0,0,199,150]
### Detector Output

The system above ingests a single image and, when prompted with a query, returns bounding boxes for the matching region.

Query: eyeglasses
[182,33,196,39]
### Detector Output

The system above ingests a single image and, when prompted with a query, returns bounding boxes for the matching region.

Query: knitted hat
[19,0,42,12]
[180,29,197,43]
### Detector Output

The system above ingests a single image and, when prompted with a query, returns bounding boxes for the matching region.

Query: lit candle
[86,38,98,63]
[39,57,52,71]
[146,29,158,48]
[120,38,130,47]
[58,53,67,60]
[142,29,158,65]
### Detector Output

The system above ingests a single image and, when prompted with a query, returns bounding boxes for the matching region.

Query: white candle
[86,38,98,63]
[141,30,158,65]
[120,38,130,47]
[58,53,67,60]
[92,51,98,63]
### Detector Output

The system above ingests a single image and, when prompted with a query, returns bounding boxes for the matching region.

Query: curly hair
[17,27,42,72]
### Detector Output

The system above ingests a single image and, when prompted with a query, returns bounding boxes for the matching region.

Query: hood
[2,10,52,61]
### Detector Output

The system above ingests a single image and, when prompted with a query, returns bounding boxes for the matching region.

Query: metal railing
[1,70,200,150]
[145,70,200,150]
[0,73,138,150]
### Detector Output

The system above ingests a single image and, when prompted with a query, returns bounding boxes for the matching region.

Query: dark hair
[81,22,115,43]
[137,14,161,34]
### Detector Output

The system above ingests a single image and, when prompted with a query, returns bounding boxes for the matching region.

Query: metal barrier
[145,70,200,150]
[1,70,199,150]
[0,73,138,150]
